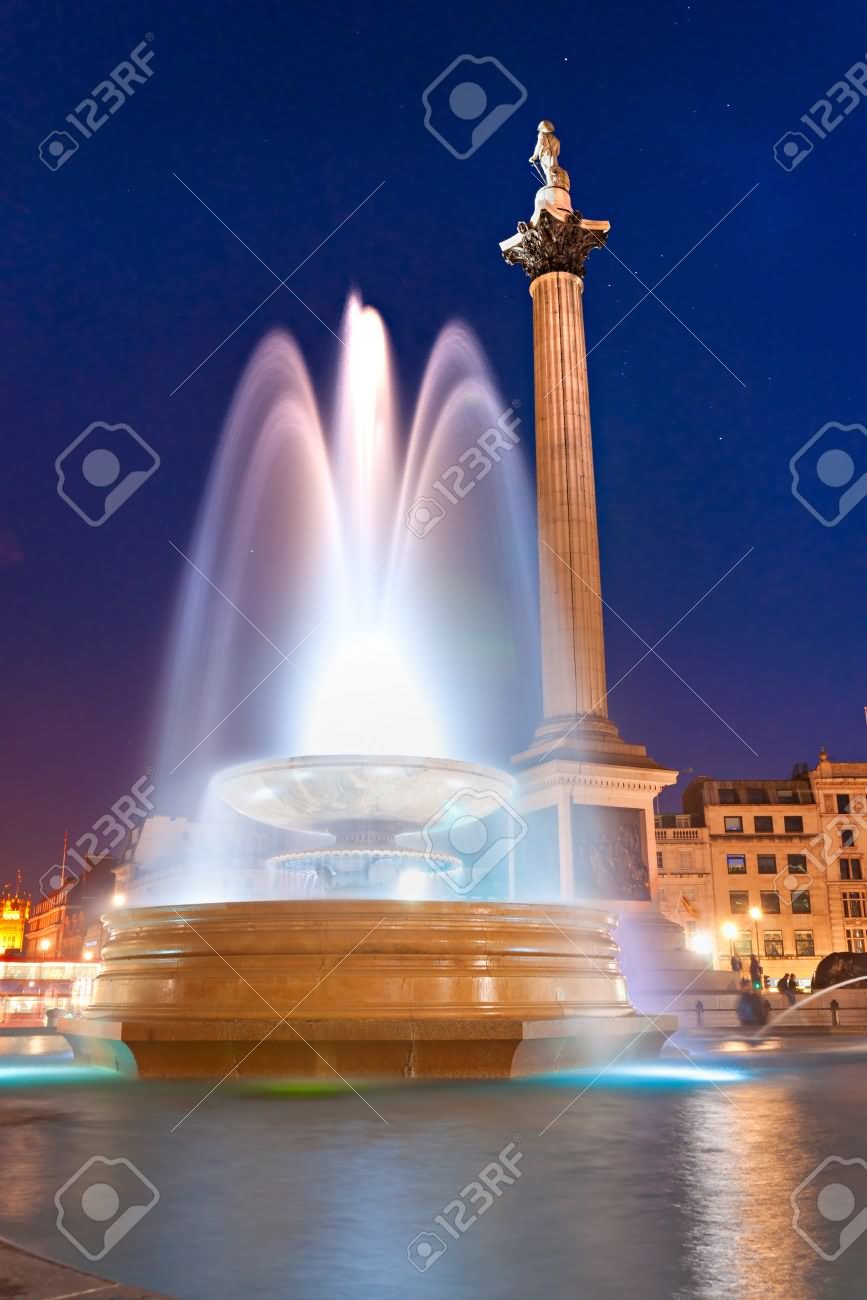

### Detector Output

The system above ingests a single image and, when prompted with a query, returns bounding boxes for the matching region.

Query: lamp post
[749,906,763,958]
[722,921,738,971]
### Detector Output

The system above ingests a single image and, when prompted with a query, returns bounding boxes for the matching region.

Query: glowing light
[395,868,428,900]
[302,633,443,757]
[721,922,737,939]
[615,1062,745,1085]
[689,930,714,955]
[749,906,762,921]
[113,893,126,908]
[38,938,51,952]
[538,1061,746,1087]
[83,949,95,961]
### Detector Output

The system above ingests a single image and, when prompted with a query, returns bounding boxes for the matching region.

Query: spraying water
[138,295,539,903]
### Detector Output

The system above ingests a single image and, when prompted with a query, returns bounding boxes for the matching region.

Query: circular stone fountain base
[64,900,674,1079]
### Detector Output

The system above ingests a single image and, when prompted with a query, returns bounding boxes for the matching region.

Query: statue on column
[530,120,570,191]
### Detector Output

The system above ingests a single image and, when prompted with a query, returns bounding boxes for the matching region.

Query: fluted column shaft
[531,270,608,723]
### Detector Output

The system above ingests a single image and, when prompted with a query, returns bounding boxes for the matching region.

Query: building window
[843,890,867,919]
[719,788,739,804]
[764,930,784,958]
[724,816,743,833]
[747,787,769,804]
[795,931,816,957]
[846,928,866,954]
[784,815,804,833]
[656,851,663,872]
[729,891,749,914]
[777,789,797,803]
[760,891,781,914]
[758,854,777,874]
[678,850,693,870]
[733,931,752,956]
[726,855,747,874]
[787,854,808,874]
[837,794,852,813]
[842,828,857,849]
[754,815,774,833]
[792,890,812,914]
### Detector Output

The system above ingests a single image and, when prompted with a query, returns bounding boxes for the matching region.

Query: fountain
[66,135,676,1077]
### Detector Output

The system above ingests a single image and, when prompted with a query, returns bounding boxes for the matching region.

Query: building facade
[808,751,867,954]
[24,855,116,961]
[656,751,867,983]
[653,814,714,952]
[0,888,30,954]
[682,770,831,982]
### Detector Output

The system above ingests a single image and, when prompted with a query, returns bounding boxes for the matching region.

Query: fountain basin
[64,900,673,1078]
[214,754,515,837]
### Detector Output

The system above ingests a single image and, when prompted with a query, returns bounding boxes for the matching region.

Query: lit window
[726,855,747,874]
[846,928,866,954]
[795,931,815,957]
[763,930,784,958]
[843,890,867,919]
[724,816,743,833]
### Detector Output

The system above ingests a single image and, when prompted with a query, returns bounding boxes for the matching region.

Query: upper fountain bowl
[214,754,517,836]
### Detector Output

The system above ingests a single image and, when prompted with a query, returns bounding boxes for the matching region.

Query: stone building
[0,887,30,954]
[659,751,867,983]
[808,750,867,954]
[24,855,116,961]
[653,815,714,951]
[682,770,830,983]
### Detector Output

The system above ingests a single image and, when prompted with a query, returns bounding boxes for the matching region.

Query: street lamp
[721,920,738,970]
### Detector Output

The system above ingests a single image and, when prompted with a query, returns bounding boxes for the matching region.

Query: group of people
[730,952,764,986]
[730,954,800,1026]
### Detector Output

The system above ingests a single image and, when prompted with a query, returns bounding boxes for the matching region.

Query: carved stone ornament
[502,209,608,281]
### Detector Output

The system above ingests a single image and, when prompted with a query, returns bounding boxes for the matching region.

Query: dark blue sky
[4,0,866,882]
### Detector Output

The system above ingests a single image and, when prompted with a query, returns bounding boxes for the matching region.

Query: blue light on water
[535,1061,746,1089]
[0,1056,118,1087]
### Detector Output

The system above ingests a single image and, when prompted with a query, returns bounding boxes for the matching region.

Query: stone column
[557,784,575,897]
[501,203,621,758]
[531,270,609,726]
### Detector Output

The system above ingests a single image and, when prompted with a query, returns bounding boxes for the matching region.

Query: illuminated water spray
[143,294,539,902]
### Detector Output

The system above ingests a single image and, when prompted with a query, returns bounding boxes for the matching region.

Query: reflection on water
[0,1046,864,1299]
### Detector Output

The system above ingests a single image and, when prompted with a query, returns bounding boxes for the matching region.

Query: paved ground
[0,1238,171,1299]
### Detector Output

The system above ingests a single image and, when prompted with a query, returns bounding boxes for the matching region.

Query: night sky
[4,0,867,886]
